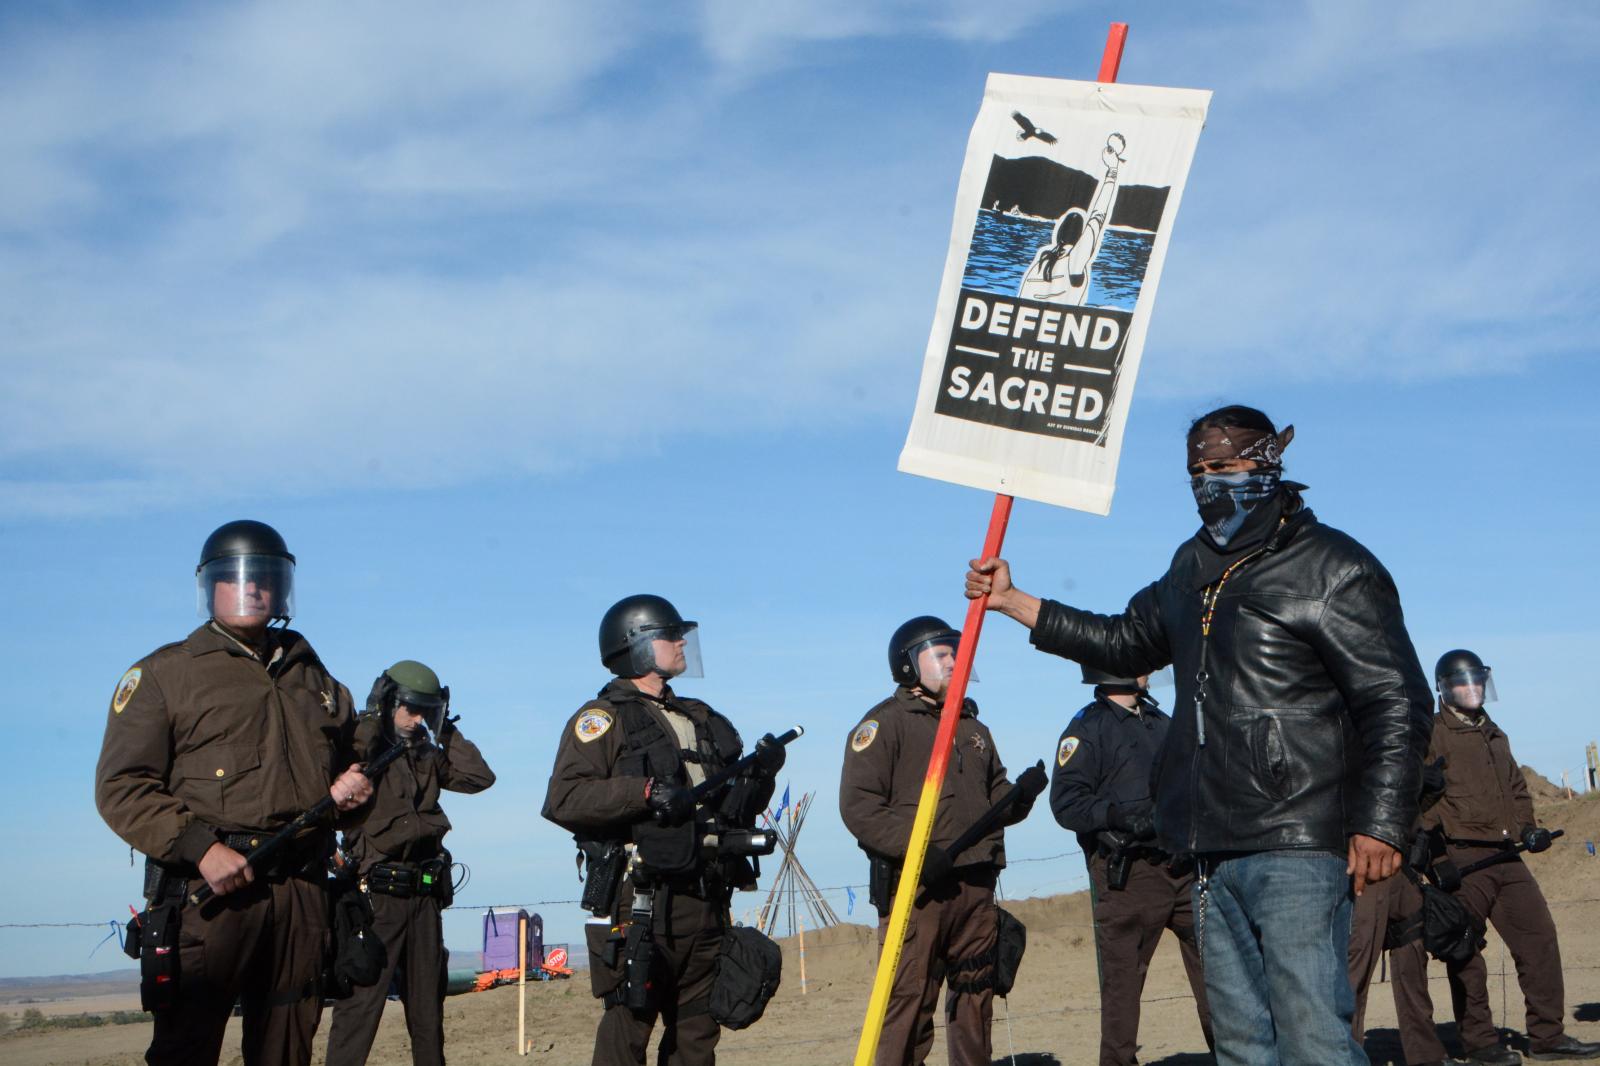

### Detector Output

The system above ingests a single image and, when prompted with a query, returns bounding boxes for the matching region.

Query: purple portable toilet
[482,908,544,972]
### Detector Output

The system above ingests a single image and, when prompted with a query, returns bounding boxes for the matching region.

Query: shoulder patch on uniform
[112,667,143,715]
[575,707,613,743]
[1057,735,1081,767]
[850,719,880,753]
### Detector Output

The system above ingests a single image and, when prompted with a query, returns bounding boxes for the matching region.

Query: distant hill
[980,154,1169,232]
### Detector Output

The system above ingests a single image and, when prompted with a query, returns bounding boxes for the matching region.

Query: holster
[580,841,628,916]
[132,858,186,1013]
[867,853,900,917]
[1097,829,1135,892]
[418,851,453,905]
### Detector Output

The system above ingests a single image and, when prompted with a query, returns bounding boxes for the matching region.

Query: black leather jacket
[1030,507,1433,856]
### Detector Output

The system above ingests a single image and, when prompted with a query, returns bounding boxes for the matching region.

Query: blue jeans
[1196,850,1367,1066]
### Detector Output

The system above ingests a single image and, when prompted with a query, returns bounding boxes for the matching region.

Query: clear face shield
[911,638,974,697]
[393,692,447,743]
[625,621,703,679]
[197,555,295,625]
[1438,666,1497,711]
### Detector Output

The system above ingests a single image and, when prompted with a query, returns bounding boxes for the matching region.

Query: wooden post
[518,913,527,1055]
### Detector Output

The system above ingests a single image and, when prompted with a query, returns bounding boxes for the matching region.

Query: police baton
[932,760,1049,873]
[688,726,804,803]
[188,737,414,907]
[1456,829,1564,879]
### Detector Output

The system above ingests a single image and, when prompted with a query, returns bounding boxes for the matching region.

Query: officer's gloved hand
[1419,756,1447,812]
[646,779,695,826]
[1106,802,1156,841]
[752,734,786,777]
[1009,762,1048,822]
[918,846,955,888]
[1521,825,1554,853]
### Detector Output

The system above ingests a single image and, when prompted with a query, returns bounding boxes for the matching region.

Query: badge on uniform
[112,667,142,715]
[1057,736,1080,767]
[851,719,879,753]
[575,708,613,743]
[970,733,987,754]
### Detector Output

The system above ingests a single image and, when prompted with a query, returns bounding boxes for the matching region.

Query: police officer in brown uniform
[326,660,496,1066]
[1346,758,1458,1066]
[1417,650,1600,1063]
[1051,667,1212,1066]
[542,594,783,1066]
[840,616,1037,1066]
[95,520,375,1066]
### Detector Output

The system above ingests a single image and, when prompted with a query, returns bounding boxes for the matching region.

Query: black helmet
[1434,648,1496,709]
[889,615,962,687]
[198,519,295,569]
[1434,649,1486,683]
[195,519,296,623]
[1081,664,1142,689]
[599,594,702,678]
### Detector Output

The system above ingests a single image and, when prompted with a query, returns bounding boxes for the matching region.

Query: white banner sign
[898,74,1210,514]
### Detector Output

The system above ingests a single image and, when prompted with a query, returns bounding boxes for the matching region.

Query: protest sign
[899,73,1210,514]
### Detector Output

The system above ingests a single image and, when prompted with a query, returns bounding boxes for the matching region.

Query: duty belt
[220,830,332,881]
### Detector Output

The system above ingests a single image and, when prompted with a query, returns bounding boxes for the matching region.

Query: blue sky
[3,2,1598,978]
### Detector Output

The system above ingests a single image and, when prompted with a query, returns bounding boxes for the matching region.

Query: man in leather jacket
[542,595,782,1066]
[966,406,1434,1066]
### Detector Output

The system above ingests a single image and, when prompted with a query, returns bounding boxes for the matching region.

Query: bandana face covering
[1192,469,1280,547]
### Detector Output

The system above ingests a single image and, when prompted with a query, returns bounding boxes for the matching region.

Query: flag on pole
[774,785,790,824]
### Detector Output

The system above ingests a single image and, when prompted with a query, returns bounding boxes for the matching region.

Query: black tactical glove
[918,846,955,888]
[1106,802,1156,841]
[1419,756,1447,812]
[1009,761,1048,822]
[646,779,694,826]
[1521,825,1553,853]
[752,733,787,777]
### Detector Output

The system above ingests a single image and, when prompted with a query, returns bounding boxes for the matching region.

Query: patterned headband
[1187,424,1295,468]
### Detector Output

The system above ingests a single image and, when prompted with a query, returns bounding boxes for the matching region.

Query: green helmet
[366,659,449,741]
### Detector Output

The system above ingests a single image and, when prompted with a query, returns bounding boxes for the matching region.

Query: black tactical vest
[611,690,743,874]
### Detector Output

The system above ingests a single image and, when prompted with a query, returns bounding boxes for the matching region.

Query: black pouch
[323,882,388,999]
[367,862,418,898]
[1419,883,1483,964]
[418,851,453,905]
[993,906,1026,997]
[139,901,182,1012]
[709,926,782,1030]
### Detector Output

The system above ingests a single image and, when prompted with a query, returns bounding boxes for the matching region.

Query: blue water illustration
[961,209,1153,312]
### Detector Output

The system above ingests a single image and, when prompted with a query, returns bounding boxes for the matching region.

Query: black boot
[1527,1036,1600,1061]
[1464,1046,1524,1066]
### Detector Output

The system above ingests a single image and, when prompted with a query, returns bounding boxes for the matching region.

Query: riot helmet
[1080,664,1146,692]
[365,660,449,743]
[889,616,969,696]
[1435,649,1497,710]
[599,594,702,679]
[196,520,295,625]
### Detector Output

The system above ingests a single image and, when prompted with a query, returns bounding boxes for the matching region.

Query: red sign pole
[852,23,1130,1066]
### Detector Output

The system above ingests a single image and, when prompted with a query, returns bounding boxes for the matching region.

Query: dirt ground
[6,791,1598,1065]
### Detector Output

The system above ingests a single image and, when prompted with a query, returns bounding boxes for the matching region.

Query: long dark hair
[1038,211,1087,282]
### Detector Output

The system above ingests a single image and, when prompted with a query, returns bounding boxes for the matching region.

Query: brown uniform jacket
[95,623,359,868]
[542,680,735,838]
[839,686,1018,869]
[342,715,496,873]
[1421,708,1537,856]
